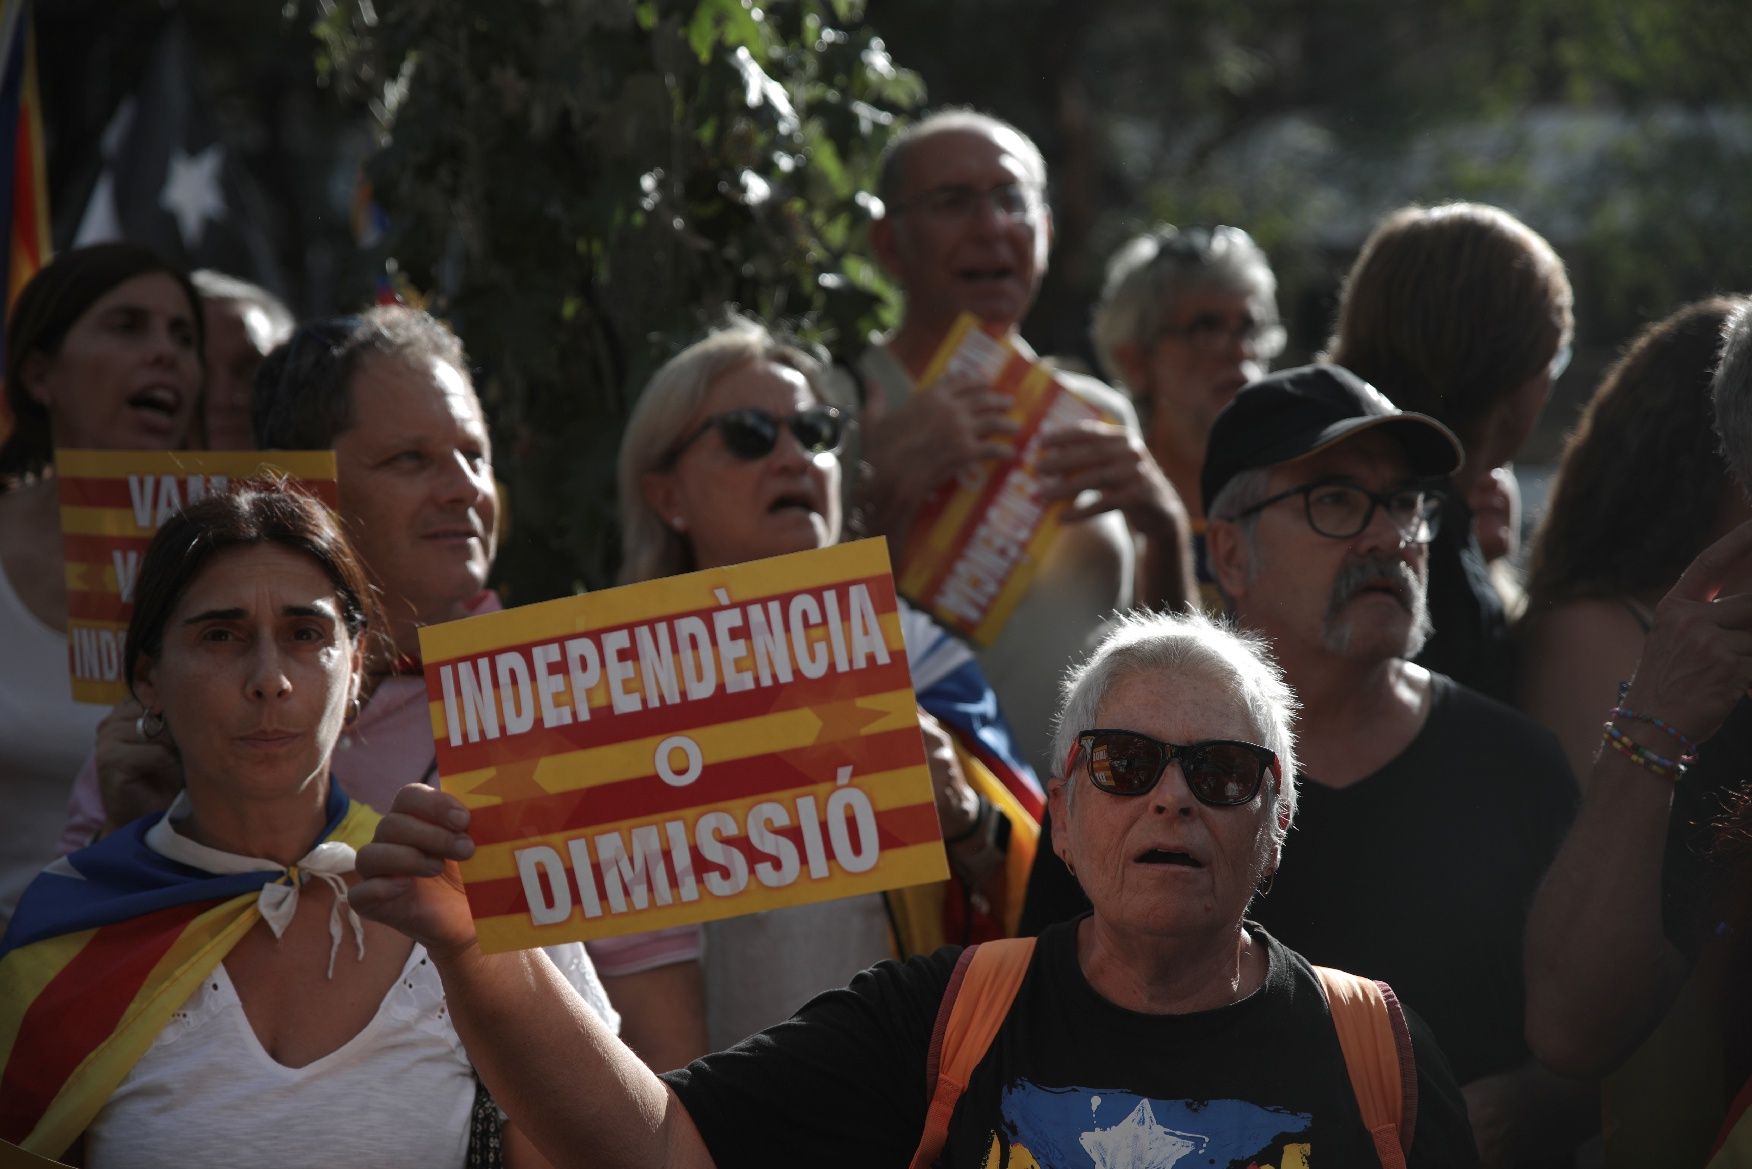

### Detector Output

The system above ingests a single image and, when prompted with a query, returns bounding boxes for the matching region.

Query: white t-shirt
[85,941,616,1169]
[0,561,104,929]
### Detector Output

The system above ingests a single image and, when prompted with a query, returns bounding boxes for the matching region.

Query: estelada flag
[0,0,50,442]
[895,313,1114,646]
[419,538,949,954]
[0,787,377,1159]
[56,449,339,704]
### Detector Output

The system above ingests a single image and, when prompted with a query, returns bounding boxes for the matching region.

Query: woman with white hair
[348,609,1477,1166]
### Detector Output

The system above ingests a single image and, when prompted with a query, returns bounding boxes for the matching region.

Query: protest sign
[895,313,1114,646]
[56,449,339,705]
[418,538,948,954]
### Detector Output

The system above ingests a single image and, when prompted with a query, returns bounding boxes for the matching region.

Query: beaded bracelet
[1601,720,1688,781]
[1612,681,1700,763]
[1609,707,1699,763]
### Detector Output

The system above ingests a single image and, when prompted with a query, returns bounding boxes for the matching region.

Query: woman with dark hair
[1323,202,1574,703]
[0,243,204,926]
[0,481,611,1166]
[1520,297,1751,782]
[1519,299,1752,1164]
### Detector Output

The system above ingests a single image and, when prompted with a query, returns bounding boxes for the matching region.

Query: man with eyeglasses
[1092,224,1285,613]
[1201,364,1590,1165]
[851,108,1195,780]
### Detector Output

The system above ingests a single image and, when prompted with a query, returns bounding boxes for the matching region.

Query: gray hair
[190,268,295,343]
[1091,225,1279,389]
[1051,609,1299,847]
[1714,301,1752,496]
[1203,466,1276,609]
[874,108,1047,213]
[252,304,469,450]
[616,319,832,585]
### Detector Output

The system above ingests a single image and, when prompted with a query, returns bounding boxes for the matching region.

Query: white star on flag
[159,143,227,249]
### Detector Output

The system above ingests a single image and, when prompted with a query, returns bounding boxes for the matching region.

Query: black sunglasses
[668,405,845,465]
[1069,728,1280,807]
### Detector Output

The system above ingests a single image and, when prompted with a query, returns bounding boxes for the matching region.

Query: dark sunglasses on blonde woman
[1069,728,1280,807]
[668,405,845,465]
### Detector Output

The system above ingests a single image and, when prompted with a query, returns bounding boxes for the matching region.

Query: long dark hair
[1,243,204,482]
[125,480,382,689]
[1526,298,1748,613]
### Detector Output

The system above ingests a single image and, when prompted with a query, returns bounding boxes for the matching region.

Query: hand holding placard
[416,539,947,954]
[894,314,1116,646]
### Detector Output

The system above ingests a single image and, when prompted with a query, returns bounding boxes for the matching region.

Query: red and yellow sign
[419,539,948,954]
[56,449,339,705]
[896,314,1114,646]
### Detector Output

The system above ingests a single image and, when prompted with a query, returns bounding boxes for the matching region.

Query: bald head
[874,109,1046,214]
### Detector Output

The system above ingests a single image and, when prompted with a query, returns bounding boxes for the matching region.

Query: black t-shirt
[667,920,1478,1168]
[1416,498,1516,706]
[1021,674,1576,1089]
[1249,675,1577,1086]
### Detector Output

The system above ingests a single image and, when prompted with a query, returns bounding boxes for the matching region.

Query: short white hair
[1714,301,1752,496]
[1051,609,1299,846]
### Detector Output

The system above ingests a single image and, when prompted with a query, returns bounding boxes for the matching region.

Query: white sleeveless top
[0,560,104,928]
[84,941,616,1168]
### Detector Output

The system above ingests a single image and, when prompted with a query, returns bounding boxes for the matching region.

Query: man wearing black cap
[1022,364,1592,1162]
[1200,364,1590,1165]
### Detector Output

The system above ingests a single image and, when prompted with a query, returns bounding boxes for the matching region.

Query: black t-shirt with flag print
[667,919,1477,1168]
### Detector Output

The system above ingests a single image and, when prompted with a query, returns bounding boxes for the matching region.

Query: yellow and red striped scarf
[0,791,379,1159]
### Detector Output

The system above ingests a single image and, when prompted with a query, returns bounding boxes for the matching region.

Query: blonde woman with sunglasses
[616,320,1042,1052]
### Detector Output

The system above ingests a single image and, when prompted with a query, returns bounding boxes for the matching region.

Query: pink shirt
[57,593,699,978]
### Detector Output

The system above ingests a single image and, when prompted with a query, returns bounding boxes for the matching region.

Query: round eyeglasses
[1157,314,1287,361]
[891,181,1042,224]
[1237,479,1444,544]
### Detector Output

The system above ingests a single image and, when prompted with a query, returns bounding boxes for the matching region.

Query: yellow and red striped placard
[55,449,339,705]
[895,314,1114,646]
[419,538,947,954]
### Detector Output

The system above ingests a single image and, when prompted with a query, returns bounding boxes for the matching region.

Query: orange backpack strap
[908,938,1037,1169]
[1315,966,1417,1169]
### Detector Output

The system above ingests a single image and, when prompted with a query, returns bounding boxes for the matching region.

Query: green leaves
[316,0,921,598]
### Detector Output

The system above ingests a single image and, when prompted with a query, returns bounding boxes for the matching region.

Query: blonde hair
[616,319,830,584]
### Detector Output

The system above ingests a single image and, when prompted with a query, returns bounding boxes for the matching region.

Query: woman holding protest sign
[349,607,1480,1166]
[0,480,614,1165]
[615,319,1042,1049]
[0,243,206,930]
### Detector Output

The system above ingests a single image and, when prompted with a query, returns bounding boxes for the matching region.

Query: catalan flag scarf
[0,785,379,1158]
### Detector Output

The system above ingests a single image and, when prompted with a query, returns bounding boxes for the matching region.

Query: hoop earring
[136,709,166,739]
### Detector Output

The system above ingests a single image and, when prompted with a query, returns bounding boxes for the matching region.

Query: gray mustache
[1328,556,1419,610]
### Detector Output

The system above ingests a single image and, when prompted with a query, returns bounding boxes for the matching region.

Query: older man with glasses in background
[1024,363,1595,1165]
[850,108,1195,780]
[1091,224,1285,613]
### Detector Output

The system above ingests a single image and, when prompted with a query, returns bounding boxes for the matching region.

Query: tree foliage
[314,0,922,600]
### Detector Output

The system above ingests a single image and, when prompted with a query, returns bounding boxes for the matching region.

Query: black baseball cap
[1200,364,1464,513]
